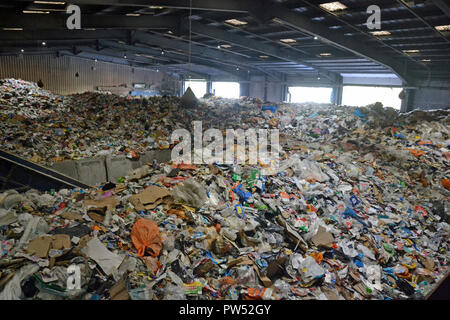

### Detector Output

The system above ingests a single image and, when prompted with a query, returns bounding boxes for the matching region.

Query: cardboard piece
[322,287,339,300]
[60,211,84,221]
[26,236,52,258]
[353,282,371,298]
[26,234,71,258]
[419,255,435,271]
[88,212,105,223]
[311,226,334,247]
[84,197,119,211]
[129,186,171,211]
[52,234,71,250]
[228,255,272,287]
[253,265,272,288]
[84,197,119,223]
[114,184,127,193]
[227,256,253,269]
[110,278,130,300]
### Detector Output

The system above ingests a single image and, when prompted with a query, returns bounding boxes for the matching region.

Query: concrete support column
[332,85,343,105]
[332,76,343,105]
[206,76,212,94]
[281,74,288,102]
[263,76,268,101]
[400,88,416,113]
[240,82,250,97]
[180,76,185,97]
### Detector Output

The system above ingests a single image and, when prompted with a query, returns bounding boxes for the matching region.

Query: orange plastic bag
[131,218,162,257]
[245,288,272,300]
[406,148,426,157]
[310,252,324,264]
[246,288,266,300]
[442,178,450,191]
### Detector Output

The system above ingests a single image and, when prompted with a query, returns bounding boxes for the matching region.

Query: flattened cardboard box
[26,234,71,258]
[110,278,130,300]
[311,226,334,247]
[129,186,171,211]
[84,196,119,211]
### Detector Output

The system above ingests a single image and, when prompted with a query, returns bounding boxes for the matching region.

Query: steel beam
[13,0,249,12]
[0,13,178,29]
[264,1,418,83]
[0,30,128,41]
[432,0,450,18]
[134,32,251,66]
[189,22,341,83]
[99,39,246,79]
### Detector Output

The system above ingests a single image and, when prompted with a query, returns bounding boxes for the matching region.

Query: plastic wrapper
[0,264,40,300]
[171,179,208,208]
[164,284,186,300]
[235,265,257,286]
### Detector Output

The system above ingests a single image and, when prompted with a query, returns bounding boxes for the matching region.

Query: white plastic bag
[0,264,39,300]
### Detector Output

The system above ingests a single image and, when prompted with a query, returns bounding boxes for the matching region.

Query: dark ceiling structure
[0,0,449,85]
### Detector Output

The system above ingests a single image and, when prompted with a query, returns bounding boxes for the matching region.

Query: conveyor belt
[0,150,90,192]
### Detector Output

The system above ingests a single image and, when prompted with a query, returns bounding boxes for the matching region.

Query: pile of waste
[3,78,449,168]
[0,79,187,164]
[0,78,449,300]
[0,121,449,300]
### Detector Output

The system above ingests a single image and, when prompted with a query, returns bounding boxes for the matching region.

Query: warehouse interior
[0,0,449,302]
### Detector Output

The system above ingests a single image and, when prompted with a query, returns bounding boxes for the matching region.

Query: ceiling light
[435,25,450,31]
[84,28,96,31]
[217,45,221,49]
[23,10,50,14]
[124,54,127,59]
[33,1,65,4]
[94,59,98,62]
[314,36,318,40]
[149,6,164,9]
[161,50,165,55]
[259,55,269,58]
[42,41,46,46]
[21,49,24,53]
[38,8,67,11]
[280,38,296,44]
[403,49,419,53]
[319,2,347,12]
[3,28,23,31]
[126,13,141,16]
[225,19,248,26]
[421,59,431,62]
[219,44,232,49]
[319,53,332,56]
[370,30,391,36]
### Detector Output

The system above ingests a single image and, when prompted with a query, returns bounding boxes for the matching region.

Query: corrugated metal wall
[0,54,179,95]
[412,80,450,110]
[249,75,283,102]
